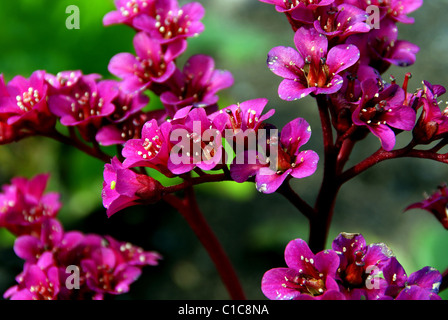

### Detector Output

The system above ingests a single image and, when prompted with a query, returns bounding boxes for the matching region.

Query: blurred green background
[1,0,448,300]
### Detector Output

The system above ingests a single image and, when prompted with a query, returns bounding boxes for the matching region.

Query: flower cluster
[262,233,442,300]
[1,174,161,300]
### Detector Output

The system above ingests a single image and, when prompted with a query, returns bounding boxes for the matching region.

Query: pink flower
[102,156,162,217]
[4,252,60,300]
[261,238,342,300]
[267,26,360,100]
[108,31,186,93]
[0,71,55,133]
[351,78,416,151]
[122,118,173,176]
[0,174,61,237]
[230,117,319,194]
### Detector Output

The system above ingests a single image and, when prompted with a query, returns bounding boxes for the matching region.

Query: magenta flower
[81,246,143,298]
[48,77,117,141]
[160,54,234,117]
[405,183,448,229]
[230,117,319,194]
[382,257,441,300]
[4,252,60,300]
[331,232,393,300]
[13,219,64,264]
[351,78,416,151]
[0,71,55,132]
[0,174,61,237]
[261,238,343,300]
[311,4,371,41]
[122,118,173,176]
[102,156,162,217]
[211,98,275,135]
[413,81,448,143]
[108,31,186,93]
[168,107,227,174]
[103,0,156,27]
[267,26,360,100]
[132,0,205,43]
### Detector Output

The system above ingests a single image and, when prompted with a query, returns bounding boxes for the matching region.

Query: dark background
[0,0,448,300]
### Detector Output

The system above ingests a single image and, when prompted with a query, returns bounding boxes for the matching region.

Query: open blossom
[230,117,319,194]
[168,106,227,174]
[351,77,416,151]
[311,4,371,41]
[122,118,173,176]
[0,174,61,237]
[48,76,117,141]
[160,54,234,117]
[413,81,448,143]
[382,257,441,300]
[4,252,60,300]
[108,31,186,93]
[267,26,360,100]
[132,0,205,43]
[102,156,162,217]
[331,232,393,300]
[0,71,55,132]
[261,238,343,300]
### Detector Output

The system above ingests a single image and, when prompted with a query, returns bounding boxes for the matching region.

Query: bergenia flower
[267,26,360,100]
[413,81,448,143]
[351,78,416,151]
[108,31,186,93]
[230,117,319,194]
[311,4,371,41]
[160,54,234,117]
[4,252,60,300]
[261,238,343,300]
[132,0,205,43]
[48,77,117,141]
[81,246,142,298]
[13,219,64,264]
[0,71,55,132]
[102,156,162,217]
[121,118,173,176]
[215,98,275,135]
[103,0,156,27]
[331,232,393,300]
[0,174,61,237]
[383,257,441,300]
[405,183,448,229]
[168,106,227,174]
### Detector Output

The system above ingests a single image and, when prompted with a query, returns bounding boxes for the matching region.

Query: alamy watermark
[66,5,80,30]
